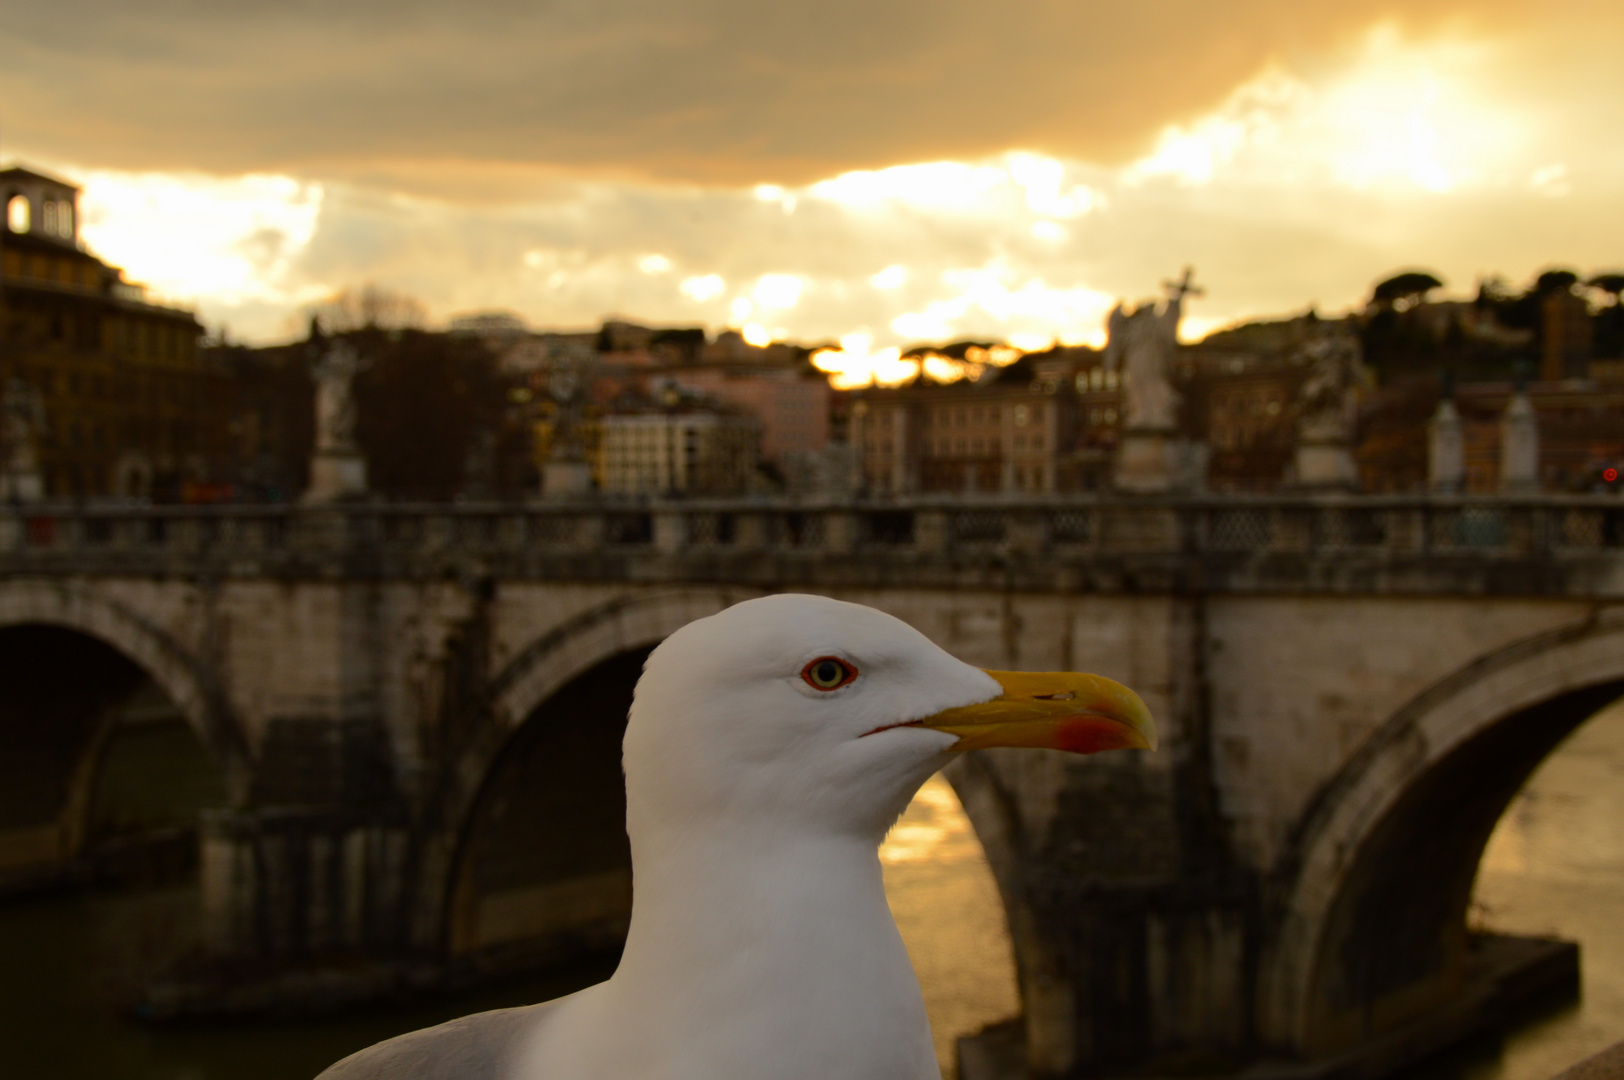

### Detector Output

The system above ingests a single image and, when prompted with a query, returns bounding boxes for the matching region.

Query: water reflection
[1451,697,1624,1080]
[881,775,1021,1079]
[0,883,615,1080]
[8,704,1620,1080]
[0,773,1013,1080]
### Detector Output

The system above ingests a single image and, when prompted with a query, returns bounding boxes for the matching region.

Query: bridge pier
[197,715,415,962]
[950,616,1262,1080]
[199,807,411,959]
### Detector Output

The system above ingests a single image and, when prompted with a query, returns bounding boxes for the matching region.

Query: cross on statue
[1163,266,1205,303]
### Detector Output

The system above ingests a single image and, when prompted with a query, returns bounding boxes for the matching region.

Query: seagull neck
[617,820,896,975]
[567,820,936,1079]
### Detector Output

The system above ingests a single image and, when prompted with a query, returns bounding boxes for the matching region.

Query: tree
[348,328,518,500]
[1533,268,1580,296]
[1588,272,1624,302]
[1590,272,1624,358]
[1371,270,1444,306]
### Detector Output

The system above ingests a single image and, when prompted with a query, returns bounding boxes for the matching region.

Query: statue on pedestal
[312,340,367,456]
[1110,268,1206,492]
[1499,365,1540,492]
[1428,375,1465,493]
[1105,277,1191,431]
[305,339,371,503]
[1290,329,1367,489]
[1,379,46,502]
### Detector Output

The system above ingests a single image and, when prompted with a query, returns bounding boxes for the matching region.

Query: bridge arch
[1262,608,1624,1057]
[487,586,766,733]
[0,581,246,795]
[425,586,763,952]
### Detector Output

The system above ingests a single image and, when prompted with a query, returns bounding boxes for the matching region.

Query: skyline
[3,4,1620,383]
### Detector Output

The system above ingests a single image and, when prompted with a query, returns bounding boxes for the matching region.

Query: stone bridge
[2,494,1623,1079]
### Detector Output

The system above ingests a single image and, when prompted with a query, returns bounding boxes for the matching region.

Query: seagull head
[624,594,1154,844]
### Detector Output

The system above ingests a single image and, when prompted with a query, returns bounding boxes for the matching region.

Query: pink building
[665,367,829,466]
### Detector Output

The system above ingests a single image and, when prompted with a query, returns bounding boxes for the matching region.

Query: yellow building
[599,409,758,495]
[1,166,211,499]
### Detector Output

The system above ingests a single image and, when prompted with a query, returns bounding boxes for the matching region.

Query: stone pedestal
[1293,440,1359,490]
[305,452,367,503]
[1115,427,1206,493]
[1500,391,1540,492]
[0,469,43,503]
[1428,400,1465,492]
[1115,427,1175,492]
[543,459,593,499]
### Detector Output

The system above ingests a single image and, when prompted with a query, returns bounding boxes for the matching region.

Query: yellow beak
[914,669,1156,754]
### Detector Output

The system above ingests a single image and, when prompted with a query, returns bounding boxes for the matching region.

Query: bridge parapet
[2,494,1622,594]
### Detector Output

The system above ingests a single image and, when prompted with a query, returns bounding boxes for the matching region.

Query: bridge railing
[2,494,1622,570]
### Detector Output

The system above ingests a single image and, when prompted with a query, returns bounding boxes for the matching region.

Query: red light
[1606,468,1619,483]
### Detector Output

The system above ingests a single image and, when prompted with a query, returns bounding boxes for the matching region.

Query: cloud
[71,168,324,309]
[0,0,1573,190]
[6,8,1620,349]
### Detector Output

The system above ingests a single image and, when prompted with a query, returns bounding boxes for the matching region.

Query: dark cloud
[0,0,1546,190]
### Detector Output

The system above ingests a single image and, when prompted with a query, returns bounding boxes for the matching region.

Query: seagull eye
[802,657,857,691]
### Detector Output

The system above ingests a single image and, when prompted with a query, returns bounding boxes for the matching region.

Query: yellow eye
[802,656,858,691]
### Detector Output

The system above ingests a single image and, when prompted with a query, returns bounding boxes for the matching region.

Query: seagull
[316,594,1154,1080]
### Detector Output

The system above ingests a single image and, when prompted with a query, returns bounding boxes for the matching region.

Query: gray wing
[315,1001,558,1080]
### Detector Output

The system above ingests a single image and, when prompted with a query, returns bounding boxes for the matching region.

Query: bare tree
[305,284,428,334]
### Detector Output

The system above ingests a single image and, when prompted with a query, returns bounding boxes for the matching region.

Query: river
[2,704,1621,1080]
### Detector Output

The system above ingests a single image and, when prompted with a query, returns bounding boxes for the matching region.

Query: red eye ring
[802,656,858,691]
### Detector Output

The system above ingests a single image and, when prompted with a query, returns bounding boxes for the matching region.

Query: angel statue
[1104,268,1200,431]
[312,341,370,456]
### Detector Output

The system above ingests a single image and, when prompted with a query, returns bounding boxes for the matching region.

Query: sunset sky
[3,1,1619,365]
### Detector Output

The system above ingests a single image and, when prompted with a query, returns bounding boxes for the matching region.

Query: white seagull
[317,594,1154,1080]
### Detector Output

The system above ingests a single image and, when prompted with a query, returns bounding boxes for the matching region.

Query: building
[499,321,831,495]
[663,366,829,468]
[1541,289,1593,381]
[598,407,759,495]
[1353,374,1624,493]
[849,350,1117,496]
[1,165,212,499]
[1458,379,1624,491]
[1183,348,1307,492]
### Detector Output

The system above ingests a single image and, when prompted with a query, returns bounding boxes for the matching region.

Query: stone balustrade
[1,493,1622,595]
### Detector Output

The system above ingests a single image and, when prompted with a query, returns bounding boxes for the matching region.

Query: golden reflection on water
[1464,697,1624,1080]
[874,699,1624,1080]
[881,774,1020,1079]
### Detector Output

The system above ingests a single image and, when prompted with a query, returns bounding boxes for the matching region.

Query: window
[1014,404,1029,427]
[6,195,28,233]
